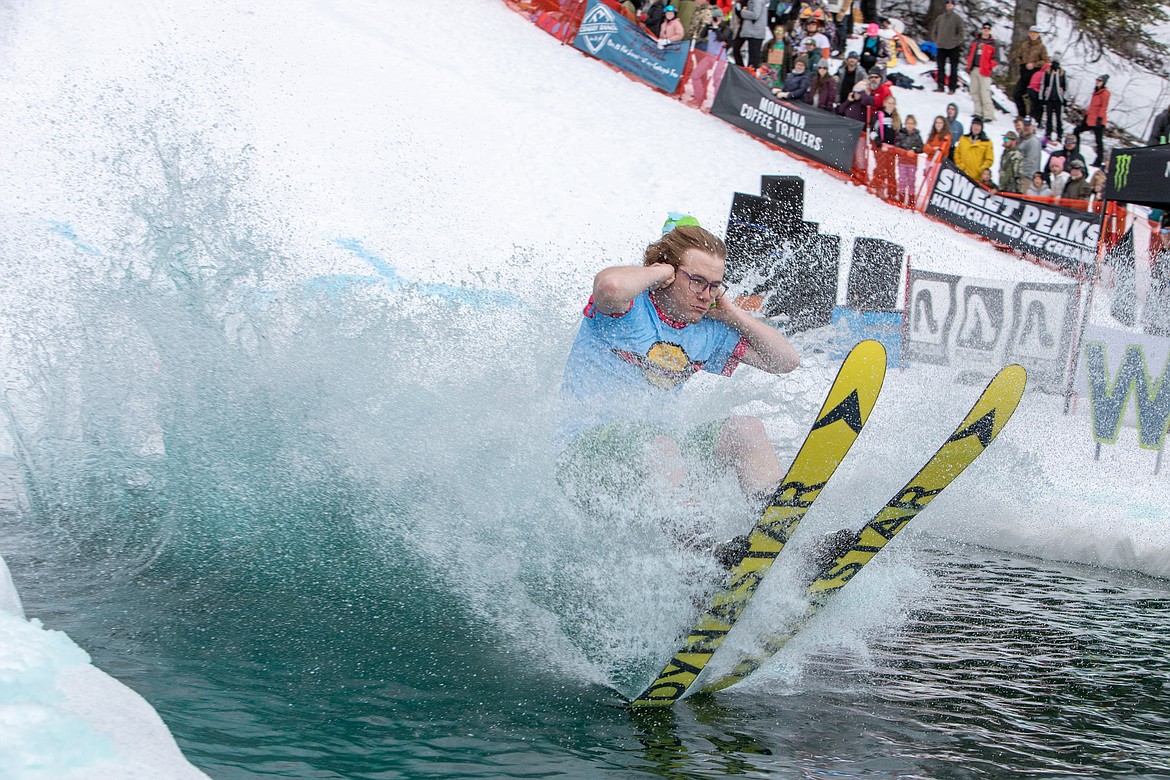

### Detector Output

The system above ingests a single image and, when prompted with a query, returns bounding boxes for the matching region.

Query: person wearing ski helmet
[659,4,685,42]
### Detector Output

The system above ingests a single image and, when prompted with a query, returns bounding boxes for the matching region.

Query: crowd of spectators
[624,0,1170,210]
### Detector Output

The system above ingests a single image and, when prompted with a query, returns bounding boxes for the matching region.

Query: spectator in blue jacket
[772,56,812,100]
[945,101,963,158]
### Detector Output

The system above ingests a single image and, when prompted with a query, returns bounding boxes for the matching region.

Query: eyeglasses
[678,270,727,298]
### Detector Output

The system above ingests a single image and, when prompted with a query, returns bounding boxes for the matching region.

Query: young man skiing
[558,216,800,562]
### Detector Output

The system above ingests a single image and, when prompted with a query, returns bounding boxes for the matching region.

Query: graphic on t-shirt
[612,341,704,390]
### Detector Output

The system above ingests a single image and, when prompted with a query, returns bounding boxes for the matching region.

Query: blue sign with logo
[831,307,904,366]
[573,0,690,93]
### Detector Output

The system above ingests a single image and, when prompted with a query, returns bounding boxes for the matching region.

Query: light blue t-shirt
[559,290,748,440]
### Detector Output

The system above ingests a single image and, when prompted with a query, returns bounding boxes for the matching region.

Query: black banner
[1105,144,1170,209]
[710,66,865,173]
[925,160,1101,276]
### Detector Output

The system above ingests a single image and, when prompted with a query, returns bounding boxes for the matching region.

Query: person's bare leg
[715,416,783,498]
[710,416,784,569]
[645,434,711,550]
[644,434,686,493]
[714,416,861,574]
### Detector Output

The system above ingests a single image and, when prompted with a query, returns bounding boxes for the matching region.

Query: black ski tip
[946,409,996,448]
[812,389,864,434]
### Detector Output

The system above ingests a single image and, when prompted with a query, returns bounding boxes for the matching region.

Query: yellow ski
[702,364,1028,693]
[629,340,887,707]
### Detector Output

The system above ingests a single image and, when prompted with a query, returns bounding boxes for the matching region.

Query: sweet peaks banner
[709,65,864,173]
[926,160,1101,276]
[573,0,689,93]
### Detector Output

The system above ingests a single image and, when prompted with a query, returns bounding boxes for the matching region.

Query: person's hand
[704,292,740,321]
[649,263,676,290]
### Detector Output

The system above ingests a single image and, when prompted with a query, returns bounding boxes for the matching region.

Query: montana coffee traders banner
[710,65,864,173]
[926,160,1101,276]
[573,0,690,93]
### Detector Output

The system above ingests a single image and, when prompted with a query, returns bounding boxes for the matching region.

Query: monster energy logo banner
[906,271,1079,388]
[1079,327,1170,451]
[1113,153,1132,190]
[1103,145,1170,208]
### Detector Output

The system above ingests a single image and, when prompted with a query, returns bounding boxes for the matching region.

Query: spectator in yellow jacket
[954,117,994,180]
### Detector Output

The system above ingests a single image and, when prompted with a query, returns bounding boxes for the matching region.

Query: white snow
[0,0,1166,774]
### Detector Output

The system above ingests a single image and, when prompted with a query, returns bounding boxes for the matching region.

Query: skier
[558,216,800,553]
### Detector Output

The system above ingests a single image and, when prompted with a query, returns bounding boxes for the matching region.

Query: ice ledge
[0,554,209,780]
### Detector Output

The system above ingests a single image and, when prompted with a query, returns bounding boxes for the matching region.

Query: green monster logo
[1113,153,1132,190]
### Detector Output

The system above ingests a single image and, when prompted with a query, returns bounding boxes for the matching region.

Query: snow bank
[0,556,209,780]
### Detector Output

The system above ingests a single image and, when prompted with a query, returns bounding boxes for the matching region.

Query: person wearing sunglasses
[558,215,799,562]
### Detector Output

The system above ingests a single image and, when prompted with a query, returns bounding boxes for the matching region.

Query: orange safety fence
[679,48,729,110]
[502,0,587,43]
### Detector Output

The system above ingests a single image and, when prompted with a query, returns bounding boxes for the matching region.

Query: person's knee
[720,415,768,449]
[648,434,683,461]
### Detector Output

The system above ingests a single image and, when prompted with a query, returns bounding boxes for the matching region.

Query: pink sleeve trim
[721,337,751,376]
[584,295,632,319]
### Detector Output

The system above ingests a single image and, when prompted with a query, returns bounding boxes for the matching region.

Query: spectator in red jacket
[966,22,1001,123]
[867,66,892,109]
[1025,63,1048,126]
[1074,74,1111,167]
